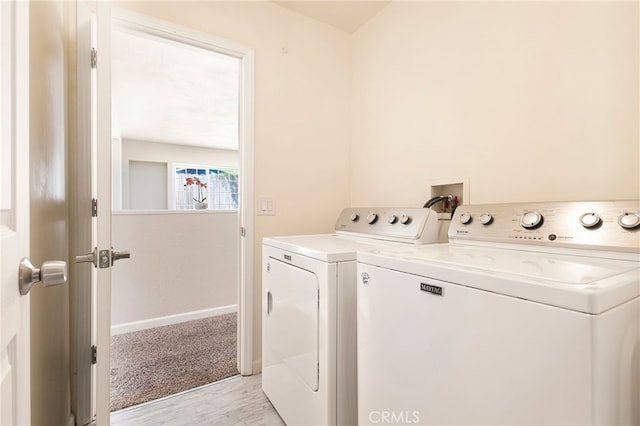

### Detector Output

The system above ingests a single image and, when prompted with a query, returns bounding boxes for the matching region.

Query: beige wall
[117,1,353,367]
[351,1,639,206]
[111,212,238,328]
[121,138,239,171]
[29,1,73,425]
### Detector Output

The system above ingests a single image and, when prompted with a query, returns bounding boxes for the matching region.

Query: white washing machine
[357,200,640,426]
[262,207,439,426]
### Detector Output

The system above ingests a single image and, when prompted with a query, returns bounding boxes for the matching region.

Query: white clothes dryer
[357,200,640,426]
[262,207,439,426]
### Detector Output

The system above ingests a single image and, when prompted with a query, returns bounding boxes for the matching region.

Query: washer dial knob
[388,215,398,224]
[366,212,378,224]
[400,215,411,225]
[479,213,493,225]
[521,211,543,229]
[459,212,472,225]
[579,212,601,228]
[618,212,640,229]
[350,213,359,222]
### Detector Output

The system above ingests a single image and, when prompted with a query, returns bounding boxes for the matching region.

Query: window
[175,166,238,210]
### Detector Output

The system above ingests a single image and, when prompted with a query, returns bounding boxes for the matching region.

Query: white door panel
[0,1,30,424]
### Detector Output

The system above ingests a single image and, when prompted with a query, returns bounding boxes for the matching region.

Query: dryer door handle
[266,288,273,315]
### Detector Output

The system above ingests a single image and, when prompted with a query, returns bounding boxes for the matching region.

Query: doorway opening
[108,15,252,412]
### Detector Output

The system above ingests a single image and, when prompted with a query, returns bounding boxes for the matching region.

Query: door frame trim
[110,7,255,375]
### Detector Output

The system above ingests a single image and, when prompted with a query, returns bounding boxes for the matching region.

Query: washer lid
[263,234,412,263]
[358,244,640,314]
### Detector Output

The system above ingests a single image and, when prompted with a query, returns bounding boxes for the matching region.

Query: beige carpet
[110,313,238,412]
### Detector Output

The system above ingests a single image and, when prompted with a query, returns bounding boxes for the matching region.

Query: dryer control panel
[450,200,640,254]
[335,207,439,244]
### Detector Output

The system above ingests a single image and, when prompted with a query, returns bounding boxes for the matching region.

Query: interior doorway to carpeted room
[108,9,243,414]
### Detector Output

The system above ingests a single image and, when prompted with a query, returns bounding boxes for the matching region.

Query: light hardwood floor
[111,374,285,426]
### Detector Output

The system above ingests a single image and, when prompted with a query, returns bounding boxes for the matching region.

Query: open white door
[72,1,117,424]
[0,2,30,424]
[94,2,116,423]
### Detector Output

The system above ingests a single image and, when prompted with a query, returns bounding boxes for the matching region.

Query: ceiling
[112,29,241,151]
[274,1,390,34]
[111,2,389,151]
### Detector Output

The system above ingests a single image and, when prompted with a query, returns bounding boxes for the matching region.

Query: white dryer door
[264,257,319,391]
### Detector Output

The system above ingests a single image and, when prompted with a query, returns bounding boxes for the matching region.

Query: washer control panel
[450,200,640,253]
[335,207,438,243]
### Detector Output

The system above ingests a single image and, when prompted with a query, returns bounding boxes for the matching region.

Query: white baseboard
[111,304,238,335]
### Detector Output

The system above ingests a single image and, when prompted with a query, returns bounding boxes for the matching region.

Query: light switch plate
[258,196,276,216]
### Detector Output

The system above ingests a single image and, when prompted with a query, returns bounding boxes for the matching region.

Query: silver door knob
[19,257,68,295]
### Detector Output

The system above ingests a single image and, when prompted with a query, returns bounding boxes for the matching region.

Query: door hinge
[91,198,98,217]
[240,227,245,237]
[91,345,97,364]
[91,48,97,68]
